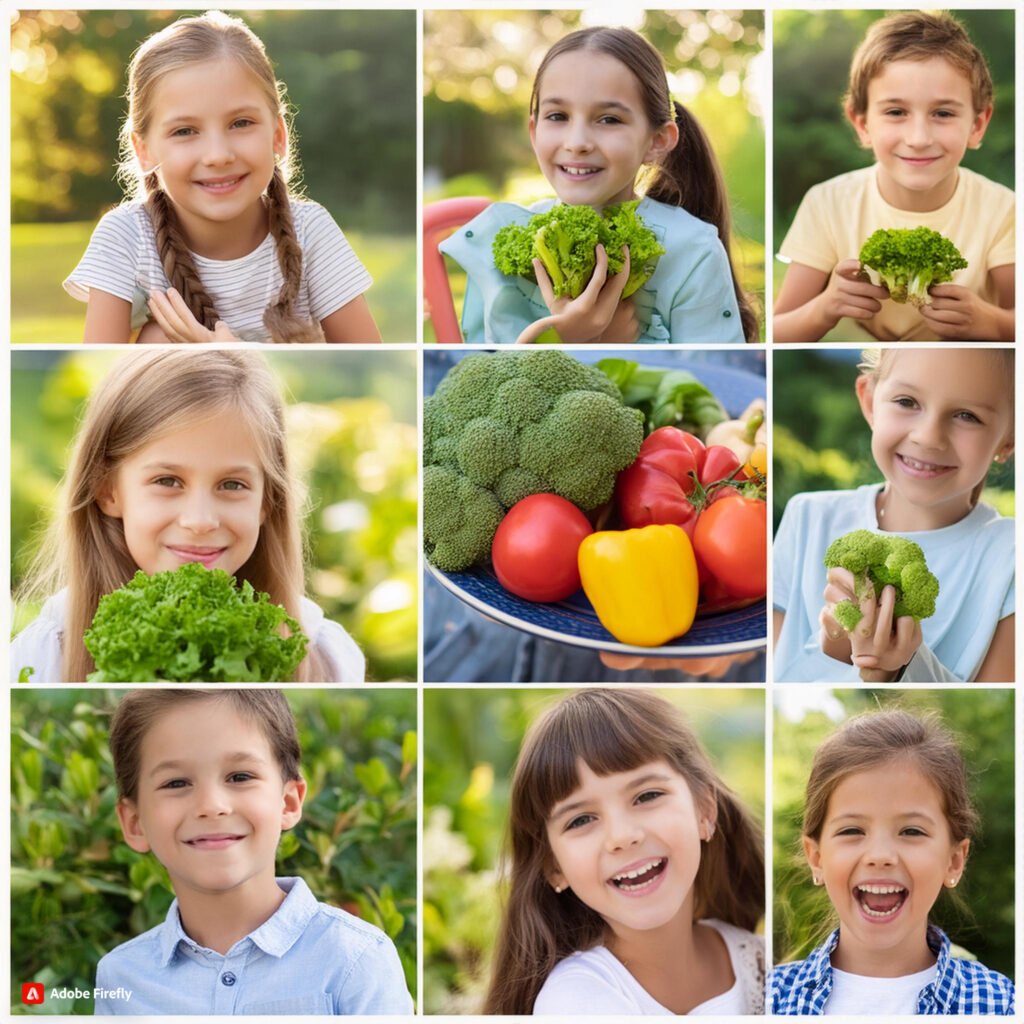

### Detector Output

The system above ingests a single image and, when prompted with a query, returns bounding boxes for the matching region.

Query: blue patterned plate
[425,353,768,656]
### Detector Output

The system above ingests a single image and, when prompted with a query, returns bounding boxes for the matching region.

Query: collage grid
[2,1,1022,1021]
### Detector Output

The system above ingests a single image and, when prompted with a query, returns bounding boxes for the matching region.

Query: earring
[812,873,823,886]
[947,877,959,888]
[553,883,565,894]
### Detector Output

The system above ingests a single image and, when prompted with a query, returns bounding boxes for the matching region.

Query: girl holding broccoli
[65,10,381,343]
[11,350,364,682]
[773,347,1014,682]
[439,26,757,344]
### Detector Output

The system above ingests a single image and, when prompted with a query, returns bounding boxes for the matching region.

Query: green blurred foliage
[773,689,1014,977]
[773,9,1015,249]
[772,350,1014,531]
[424,10,765,317]
[10,8,417,343]
[11,351,418,681]
[11,688,417,1014]
[422,688,765,1013]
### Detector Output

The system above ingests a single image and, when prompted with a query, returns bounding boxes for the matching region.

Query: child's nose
[202,131,235,166]
[194,783,232,817]
[604,814,644,852]
[904,113,933,148]
[564,119,594,152]
[863,836,898,866]
[178,495,220,532]
[909,413,946,449]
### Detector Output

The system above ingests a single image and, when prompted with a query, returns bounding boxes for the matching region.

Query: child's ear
[944,838,970,887]
[281,777,307,830]
[855,373,876,429]
[116,798,152,854]
[96,480,123,519]
[802,834,823,884]
[546,865,568,894]
[844,101,872,149]
[273,116,288,162]
[131,132,156,173]
[528,114,538,151]
[643,120,680,166]
[968,104,993,150]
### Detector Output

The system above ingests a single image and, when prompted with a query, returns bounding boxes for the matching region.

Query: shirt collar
[157,877,318,966]
[921,925,960,1011]
[804,927,841,988]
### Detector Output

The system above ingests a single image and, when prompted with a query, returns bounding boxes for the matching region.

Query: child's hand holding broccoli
[817,258,891,328]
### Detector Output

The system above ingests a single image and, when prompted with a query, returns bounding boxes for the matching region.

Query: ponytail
[647,102,760,342]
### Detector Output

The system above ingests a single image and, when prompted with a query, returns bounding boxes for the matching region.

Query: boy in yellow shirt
[774,12,1014,342]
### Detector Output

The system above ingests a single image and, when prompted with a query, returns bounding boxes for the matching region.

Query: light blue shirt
[439,197,745,343]
[773,485,1014,682]
[94,876,412,1015]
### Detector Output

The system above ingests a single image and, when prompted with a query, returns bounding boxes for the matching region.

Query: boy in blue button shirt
[96,690,413,1015]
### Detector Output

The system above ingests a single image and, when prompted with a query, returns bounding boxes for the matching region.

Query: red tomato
[491,494,593,602]
[693,496,766,600]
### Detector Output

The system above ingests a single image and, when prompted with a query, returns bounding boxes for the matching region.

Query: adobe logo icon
[22,983,44,1005]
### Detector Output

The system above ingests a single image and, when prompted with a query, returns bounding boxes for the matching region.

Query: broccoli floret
[823,529,939,630]
[602,200,667,297]
[424,351,644,570]
[859,227,968,307]
[492,201,664,299]
[423,465,505,572]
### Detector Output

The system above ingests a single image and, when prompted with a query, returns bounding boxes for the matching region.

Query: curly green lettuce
[84,563,308,682]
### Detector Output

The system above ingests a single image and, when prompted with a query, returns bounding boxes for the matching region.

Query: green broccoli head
[424,351,644,570]
[423,464,506,572]
[492,201,664,300]
[823,528,940,630]
[859,227,968,307]
[602,200,667,298]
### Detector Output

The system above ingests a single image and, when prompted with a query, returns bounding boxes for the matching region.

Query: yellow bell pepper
[577,524,699,647]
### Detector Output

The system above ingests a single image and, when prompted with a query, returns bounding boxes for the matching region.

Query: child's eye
[892,396,918,410]
[883,107,906,118]
[597,114,623,125]
[933,109,956,119]
[227,771,256,783]
[231,118,256,129]
[170,126,196,138]
[955,410,982,424]
[543,111,568,122]
[900,826,928,837]
[565,813,596,831]
[221,479,248,492]
[159,778,189,790]
[835,826,864,836]
[635,789,664,805]
[154,476,182,488]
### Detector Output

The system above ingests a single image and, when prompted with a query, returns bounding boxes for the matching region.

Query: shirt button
[723,310,732,318]
[221,972,237,987]
[465,230,474,238]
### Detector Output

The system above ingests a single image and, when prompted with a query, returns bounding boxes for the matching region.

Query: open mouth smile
[854,883,908,920]
[608,857,667,893]
[897,453,955,478]
[194,174,248,194]
[559,165,602,177]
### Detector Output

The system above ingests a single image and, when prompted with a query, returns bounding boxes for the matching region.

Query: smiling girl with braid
[65,11,381,343]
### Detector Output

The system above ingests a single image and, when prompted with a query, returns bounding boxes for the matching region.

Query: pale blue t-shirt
[439,197,744,344]
[94,877,412,1015]
[773,485,1014,682]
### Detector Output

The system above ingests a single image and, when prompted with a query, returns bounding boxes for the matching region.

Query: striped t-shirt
[64,199,372,343]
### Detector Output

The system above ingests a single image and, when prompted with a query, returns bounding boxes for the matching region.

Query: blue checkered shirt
[770,925,1014,1015]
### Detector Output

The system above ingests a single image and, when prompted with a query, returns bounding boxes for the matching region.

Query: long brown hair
[484,688,764,1015]
[18,350,332,682]
[530,26,759,341]
[119,11,322,342]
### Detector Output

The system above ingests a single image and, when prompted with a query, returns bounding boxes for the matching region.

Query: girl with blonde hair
[65,10,380,343]
[12,349,363,682]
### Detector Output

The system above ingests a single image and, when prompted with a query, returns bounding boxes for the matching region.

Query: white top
[10,589,364,683]
[533,920,765,1016]
[773,485,1014,682]
[825,964,937,1016]
[64,199,372,343]
[779,165,1014,341]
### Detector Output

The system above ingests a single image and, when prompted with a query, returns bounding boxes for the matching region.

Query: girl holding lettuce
[11,350,363,683]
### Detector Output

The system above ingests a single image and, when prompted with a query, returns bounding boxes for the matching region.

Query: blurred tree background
[772,349,1014,532]
[773,9,1015,261]
[11,350,418,681]
[10,9,417,341]
[11,687,417,1014]
[424,9,765,341]
[422,688,764,1013]
[773,688,1014,977]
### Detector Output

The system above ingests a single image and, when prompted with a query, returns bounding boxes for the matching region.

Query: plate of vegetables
[424,349,767,657]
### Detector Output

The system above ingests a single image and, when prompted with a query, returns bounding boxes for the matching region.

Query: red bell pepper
[616,427,742,538]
